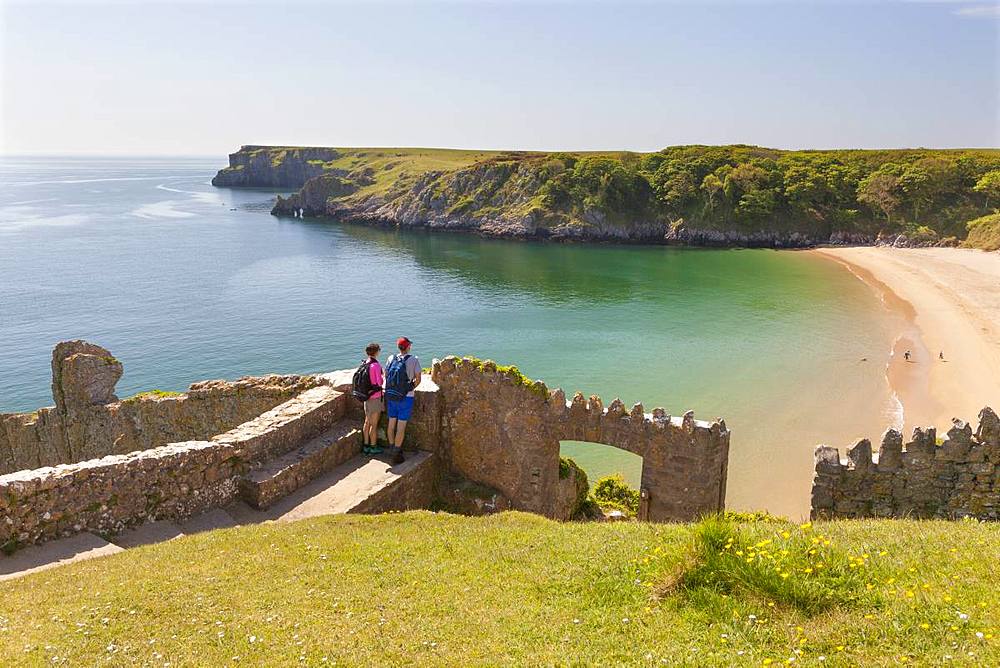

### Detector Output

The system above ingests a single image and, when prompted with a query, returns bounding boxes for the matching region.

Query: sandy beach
[813,246,1000,435]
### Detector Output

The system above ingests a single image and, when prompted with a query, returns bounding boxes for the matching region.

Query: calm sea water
[0,157,901,518]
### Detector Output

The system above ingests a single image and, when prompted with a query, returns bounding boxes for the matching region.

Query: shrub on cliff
[592,474,640,516]
[963,212,1000,251]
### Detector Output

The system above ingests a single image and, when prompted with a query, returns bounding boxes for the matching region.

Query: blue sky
[1,0,997,154]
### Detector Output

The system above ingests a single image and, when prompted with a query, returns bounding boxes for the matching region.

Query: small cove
[0,157,905,518]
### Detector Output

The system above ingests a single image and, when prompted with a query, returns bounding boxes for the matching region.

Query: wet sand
[813,247,1000,434]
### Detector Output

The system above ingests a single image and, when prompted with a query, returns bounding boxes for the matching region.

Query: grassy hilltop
[3,512,998,666]
[215,145,1000,247]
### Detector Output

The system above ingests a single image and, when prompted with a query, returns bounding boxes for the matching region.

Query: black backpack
[351,359,379,401]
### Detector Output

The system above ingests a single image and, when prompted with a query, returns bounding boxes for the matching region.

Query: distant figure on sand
[940,351,945,361]
[351,342,384,455]
[384,337,421,465]
[904,350,911,362]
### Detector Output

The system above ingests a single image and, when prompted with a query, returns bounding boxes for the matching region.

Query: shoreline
[811,246,1000,435]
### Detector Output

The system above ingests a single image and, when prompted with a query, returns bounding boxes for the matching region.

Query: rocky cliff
[215,145,1000,247]
[211,146,343,188]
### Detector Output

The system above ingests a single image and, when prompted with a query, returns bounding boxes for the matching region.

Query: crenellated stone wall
[0,341,320,475]
[811,408,1000,520]
[431,357,731,522]
[0,344,734,552]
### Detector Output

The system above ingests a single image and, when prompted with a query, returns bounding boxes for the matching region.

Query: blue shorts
[387,396,415,421]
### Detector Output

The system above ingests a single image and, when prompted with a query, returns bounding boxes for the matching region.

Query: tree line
[532,146,1000,241]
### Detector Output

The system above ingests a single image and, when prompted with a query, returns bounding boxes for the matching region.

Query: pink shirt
[368,359,383,400]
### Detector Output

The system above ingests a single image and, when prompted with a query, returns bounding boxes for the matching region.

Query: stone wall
[431,357,731,522]
[321,369,442,453]
[811,407,1000,520]
[0,385,348,549]
[0,341,319,475]
[1,345,734,552]
[0,440,244,548]
[350,454,441,515]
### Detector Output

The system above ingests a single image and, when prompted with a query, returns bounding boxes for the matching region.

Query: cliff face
[270,152,826,246]
[211,146,342,188]
[215,145,1000,247]
[271,153,687,243]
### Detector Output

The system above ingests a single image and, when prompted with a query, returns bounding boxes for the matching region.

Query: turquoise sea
[0,157,902,518]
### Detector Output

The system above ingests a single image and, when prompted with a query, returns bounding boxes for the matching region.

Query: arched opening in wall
[560,440,644,517]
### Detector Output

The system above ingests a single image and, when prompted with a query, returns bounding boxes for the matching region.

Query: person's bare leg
[394,420,408,447]
[386,417,397,448]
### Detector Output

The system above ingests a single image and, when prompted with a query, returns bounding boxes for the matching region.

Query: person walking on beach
[352,342,384,455]
[904,350,911,362]
[384,337,421,464]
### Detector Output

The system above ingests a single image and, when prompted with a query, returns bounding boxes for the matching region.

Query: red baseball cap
[397,337,413,349]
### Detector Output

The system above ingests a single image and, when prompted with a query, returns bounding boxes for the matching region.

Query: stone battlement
[430,357,729,522]
[811,408,1000,520]
[0,344,733,552]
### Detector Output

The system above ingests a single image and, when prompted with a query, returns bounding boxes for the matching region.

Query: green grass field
[2,512,997,666]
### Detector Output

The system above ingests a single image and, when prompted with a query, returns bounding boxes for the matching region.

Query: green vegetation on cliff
[963,212,1000,252]
[234,145,1000,247]
[3,512,997,665]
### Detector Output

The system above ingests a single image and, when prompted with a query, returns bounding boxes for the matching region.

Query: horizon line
[3,143,1000,159]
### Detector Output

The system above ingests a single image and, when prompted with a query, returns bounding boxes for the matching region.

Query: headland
[213,144,1000,249]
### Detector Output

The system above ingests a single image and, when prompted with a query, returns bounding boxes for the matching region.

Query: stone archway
[559,439,644,515]
[430,357,731,522]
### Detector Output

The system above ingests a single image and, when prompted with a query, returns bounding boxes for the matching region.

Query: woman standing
[360,342,384,454]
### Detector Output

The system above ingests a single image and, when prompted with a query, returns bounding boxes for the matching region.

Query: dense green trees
[975,170,1000,210]
[267,145,1000,246]
[530,146,999,242]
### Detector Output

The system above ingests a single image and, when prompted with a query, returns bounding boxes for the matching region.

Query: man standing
[384,337,421,464]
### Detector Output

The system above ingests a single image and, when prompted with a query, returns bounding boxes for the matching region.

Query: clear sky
[1,0,997,155]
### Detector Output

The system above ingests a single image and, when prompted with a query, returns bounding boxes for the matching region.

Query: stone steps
[267,449,437,522]
[212,385,347,464]
[238,420,363,510]
[0,451,436,581]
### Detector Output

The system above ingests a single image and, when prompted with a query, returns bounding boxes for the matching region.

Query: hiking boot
[369,446,384,455]
[391,448,405,465]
